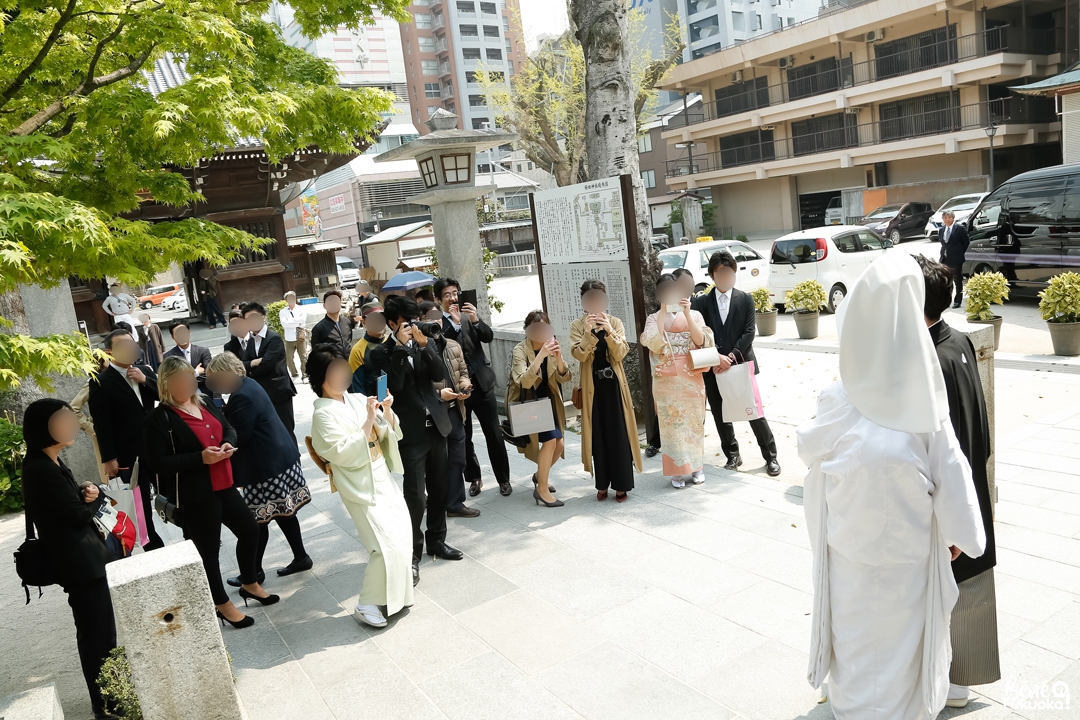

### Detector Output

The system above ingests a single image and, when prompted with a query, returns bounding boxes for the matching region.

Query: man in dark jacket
[691,251,780,477]
[240,302,297,434]
[310,289,357,356]
[918,256,998,707]
[163,320,213,374]
[939,210,970,308]
[433,277,511,497]
[88,329,164,549]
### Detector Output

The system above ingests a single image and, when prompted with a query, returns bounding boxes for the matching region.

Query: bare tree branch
[0,0,80,110]
[634,42,685,123]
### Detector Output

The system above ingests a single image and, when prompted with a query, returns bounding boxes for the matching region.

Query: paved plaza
[3,342,1080,719]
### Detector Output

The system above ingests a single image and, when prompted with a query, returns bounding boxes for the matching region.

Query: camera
[412,320,443,338]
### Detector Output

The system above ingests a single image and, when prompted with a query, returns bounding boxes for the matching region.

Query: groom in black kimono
[917,256,999,708]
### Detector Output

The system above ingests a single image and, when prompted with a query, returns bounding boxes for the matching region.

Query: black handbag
[154,426,184,528]
[14,499,56,604]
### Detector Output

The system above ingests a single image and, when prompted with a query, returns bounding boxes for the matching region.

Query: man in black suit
[432,277,512,498]
[368,295,462,584]
[88,329,165,549]
[223,309,249,359]
[691,251,781,477]
[240,302,297,434]
[939,210,970,308]
[163,320,213,374]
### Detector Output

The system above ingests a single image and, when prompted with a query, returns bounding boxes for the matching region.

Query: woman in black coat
[22,398,117,719]
[205,352,312,587]
[143,357,277,629]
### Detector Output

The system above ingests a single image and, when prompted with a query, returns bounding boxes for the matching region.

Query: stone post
[680,196,703,241]
[423,190,493,322]
[953,321,996,509]
[107,541,243,720]
[0,684,64,719]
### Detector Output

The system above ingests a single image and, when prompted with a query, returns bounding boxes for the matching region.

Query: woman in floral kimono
[308,345,413,628]
[640,274,714,488]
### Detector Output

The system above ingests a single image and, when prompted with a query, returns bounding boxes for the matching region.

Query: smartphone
[666,303,682,313]
[459,289,478,309]
[377,372,388,402]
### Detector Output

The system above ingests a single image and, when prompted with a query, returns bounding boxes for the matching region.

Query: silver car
[924,193,986,239]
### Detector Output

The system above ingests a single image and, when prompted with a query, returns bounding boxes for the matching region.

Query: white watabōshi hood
[835,252,948,434]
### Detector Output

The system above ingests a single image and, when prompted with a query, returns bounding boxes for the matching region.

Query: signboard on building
[328,193,346,214]
[300,189,323,239]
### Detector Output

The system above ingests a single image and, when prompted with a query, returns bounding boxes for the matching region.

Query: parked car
[137,283,181,309]
[767,225,894,312]
[162,288,187,311]
[963,163,1080,297]
[657,239,768,294]
[924,193,986,238]
[858,202,934,243]
[649,233,671,251]
[825,196,845,225]
[335,256,360,288]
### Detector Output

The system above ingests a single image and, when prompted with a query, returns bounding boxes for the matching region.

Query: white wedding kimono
[312,394,414,615]
[799,382,985,719]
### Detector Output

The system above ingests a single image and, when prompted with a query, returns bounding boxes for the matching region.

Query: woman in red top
[143,357,277,629]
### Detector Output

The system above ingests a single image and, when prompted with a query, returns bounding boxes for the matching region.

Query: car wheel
[889,229,901,244]
[827,284,847,313]
[141,301,152,309]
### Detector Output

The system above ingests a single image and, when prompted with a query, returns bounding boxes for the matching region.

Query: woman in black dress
[22,398,118,719]
[569,280,642,502]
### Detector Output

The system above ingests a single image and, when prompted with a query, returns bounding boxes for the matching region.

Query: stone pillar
[0,684,64,720]
[954,321,997,509]
[420,188,494,324]
[107,541,243,720]
[680,196,703,241]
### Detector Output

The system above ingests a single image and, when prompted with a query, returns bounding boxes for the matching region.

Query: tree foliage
[0,0,411,391]
[477,9,683,187]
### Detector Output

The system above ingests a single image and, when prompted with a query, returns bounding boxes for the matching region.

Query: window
[456,1,475,13]
[719,129,774,168]
[879,91,960,142]
[731,11,744,32]
[831,233,858,253]
[469,94,486,107]
[418,36,435,52]
[698,250,712,269]
[425,82,441,98]
[443,81,453,96]
[771,239,819,264]
[528,161,534,170]
[1007,179,1066,225]
[462,47,482,60]
[755,14,762,30]
[857,231,885,251]
[471,117,489,129]
[480,2,497,14]
[641,169,656,189]
[637,133,653,153]
[441,153,471,183]
[414,0,429,4]
[427,106,440,117]
[460,24,478,37]
[660,251,688,271]
[484,25,500,38]
[731,243,763,262]
[874,25,957,80]
[790,112,858,156]
[503,17,510,33]
[421,59,439,75]
[416,13,432,28]
[419,157,439,188]
[486,48,502,60]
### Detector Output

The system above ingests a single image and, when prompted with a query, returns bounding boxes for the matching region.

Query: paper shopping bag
[120,460,149,547]
[714,360,764,423]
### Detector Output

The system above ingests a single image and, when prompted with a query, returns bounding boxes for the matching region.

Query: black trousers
[948,262,965,303]
[399,424,449,562]
[704,372,777,462]
[464,386,510,485]
[445,409,468,511]
[182,487,260,604]
[646,414,661,449]
[204,296,227,326]
[273,398,295,436]
[255,514,308,573]
[66,576,117,714]
[123,465,164,550]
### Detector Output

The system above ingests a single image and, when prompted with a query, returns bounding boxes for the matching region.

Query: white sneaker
[670,477,686,489]
[354,603,387,628]
[945,684,969,708]
[688,470,705,485]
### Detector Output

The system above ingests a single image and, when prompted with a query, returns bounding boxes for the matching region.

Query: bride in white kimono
[309,347,414,628]
[797,252,985,720]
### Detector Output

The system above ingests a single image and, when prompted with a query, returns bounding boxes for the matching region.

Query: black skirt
[591,336,635,492]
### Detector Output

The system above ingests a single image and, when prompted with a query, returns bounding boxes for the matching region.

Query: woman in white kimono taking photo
[308,344,414,628]
[797,251,985,720]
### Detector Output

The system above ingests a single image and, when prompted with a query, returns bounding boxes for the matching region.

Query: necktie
[719,294,729,324]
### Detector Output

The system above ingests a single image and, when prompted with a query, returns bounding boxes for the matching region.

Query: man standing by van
[940,210,969,308]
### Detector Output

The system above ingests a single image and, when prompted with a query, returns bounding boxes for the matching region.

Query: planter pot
[969,315,1002,351]
[756,310,777,336]
[793,311,819,340]
[1048,321,1080,357]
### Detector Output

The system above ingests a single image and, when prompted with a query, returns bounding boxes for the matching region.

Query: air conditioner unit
[778,55,795,68]
[865,29,885,42]
[731,70,744,83]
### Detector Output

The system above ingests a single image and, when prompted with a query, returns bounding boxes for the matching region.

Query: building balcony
[439,63,453,77]
[669,27,1061,131]
[665,97,1057,181]
[435,38,449,53]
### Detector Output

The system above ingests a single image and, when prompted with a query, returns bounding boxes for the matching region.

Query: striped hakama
[949,568,1001,686]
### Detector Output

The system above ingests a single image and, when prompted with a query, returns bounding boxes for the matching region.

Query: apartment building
[638,95,715,231]
[658,0,1068,237]
[678,0,821,62]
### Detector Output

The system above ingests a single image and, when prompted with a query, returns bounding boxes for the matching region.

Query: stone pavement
[3,364,1080,719]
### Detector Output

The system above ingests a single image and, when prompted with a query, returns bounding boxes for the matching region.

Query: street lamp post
[985,122,998,193]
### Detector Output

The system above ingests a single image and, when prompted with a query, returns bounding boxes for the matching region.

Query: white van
[335,256,360,288]
[825,196,844,225]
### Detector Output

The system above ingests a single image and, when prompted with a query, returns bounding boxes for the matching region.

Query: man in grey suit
[939,210,970,308]
[163,321,213,376]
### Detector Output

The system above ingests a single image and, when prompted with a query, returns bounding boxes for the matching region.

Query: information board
[533,177,628,264]
[541,262,636,338]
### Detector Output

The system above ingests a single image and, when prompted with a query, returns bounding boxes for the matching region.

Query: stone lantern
[375,109,519,321]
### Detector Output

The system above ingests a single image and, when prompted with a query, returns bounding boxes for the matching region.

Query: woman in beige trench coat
[570,280,642,502]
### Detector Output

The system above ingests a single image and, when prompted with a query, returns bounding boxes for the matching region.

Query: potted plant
[964,271,1008,351]
[785,279,827,339]
[751,286,777,336]
[1039,271,1080,356]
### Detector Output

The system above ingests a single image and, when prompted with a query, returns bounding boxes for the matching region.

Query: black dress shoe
[227,569,266,588]
[766,459,781,477]
[447,506,481,518]
[723,454,742,471]
[412,562,420,587]
[645,445,659,458]
[428,542,464,561]
[277,555,313,577]
[951,301,962,308]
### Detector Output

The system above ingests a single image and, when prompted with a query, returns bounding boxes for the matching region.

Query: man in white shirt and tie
[939,210,970,308]
[279,291,309,380]
[162,321,213,376]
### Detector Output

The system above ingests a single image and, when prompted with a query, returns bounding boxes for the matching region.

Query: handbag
[14,508,55,604]
[689,346,722,371]
[305,435,337,494]
[509,397,556,436]
[500,419,530,448]
[571,387,583,410]
[154,426,184,528]
[712,350,764,422]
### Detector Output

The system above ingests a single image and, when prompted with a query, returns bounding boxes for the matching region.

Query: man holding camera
[368,296,462,585]
[433,278,512,498]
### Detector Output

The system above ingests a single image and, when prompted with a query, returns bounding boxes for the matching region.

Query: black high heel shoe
[533,489,564,507]
[217,610,255,629]
[532,473,555,494]
[238,587,280,607]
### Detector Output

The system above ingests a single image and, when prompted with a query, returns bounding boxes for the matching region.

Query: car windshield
[772,239,819,264]
[659,252,687,270]
[827,197,842,209]
[337,259,358,270]
[865,204,903,219]
[940,196,982,212]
